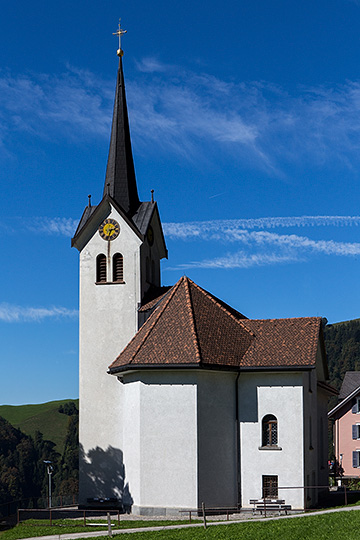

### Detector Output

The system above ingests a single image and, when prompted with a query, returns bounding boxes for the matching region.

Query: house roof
[328,371,360,418]
[109,276,323,374]
[338,371,360,400]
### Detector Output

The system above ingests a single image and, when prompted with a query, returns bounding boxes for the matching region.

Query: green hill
[324,318,360,390]
[0,398,79,455]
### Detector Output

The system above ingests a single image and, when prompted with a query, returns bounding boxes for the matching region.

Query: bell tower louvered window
[113,253,124,282]
[96,254,107,283]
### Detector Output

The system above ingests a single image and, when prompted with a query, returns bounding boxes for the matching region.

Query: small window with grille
[262,414,278,447]
[262,475,278,499]
[96,254,107,283]
[113,253,124,282]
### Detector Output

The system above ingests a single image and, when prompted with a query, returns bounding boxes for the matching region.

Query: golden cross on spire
[113,19,127,57]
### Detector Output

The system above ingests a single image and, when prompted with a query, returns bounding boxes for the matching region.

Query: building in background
[329,371,360,478]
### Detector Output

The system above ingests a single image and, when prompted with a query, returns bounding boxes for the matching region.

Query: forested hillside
[0,399,79,454]
[324,318,360,391]
[0,401,78,507]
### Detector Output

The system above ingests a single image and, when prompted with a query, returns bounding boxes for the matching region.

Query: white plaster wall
[79,205,142,504]
[239,372,304,509]
[121,371,198,511]
[197,371,237,508]
[122,380,141,505]
[303,369,319,507]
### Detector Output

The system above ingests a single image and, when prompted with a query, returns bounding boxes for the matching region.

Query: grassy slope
[0,399,79,455]
[2,511,360,540]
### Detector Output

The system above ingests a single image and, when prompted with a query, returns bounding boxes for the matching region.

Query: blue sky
[2,0,360,404]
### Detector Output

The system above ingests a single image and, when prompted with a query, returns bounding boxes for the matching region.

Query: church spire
[103,23,140,215]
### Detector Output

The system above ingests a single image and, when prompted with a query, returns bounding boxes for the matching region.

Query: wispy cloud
[135,57,169,73]
[0,217,79,236]
[3,63,360,172]
[0,303,78,323]
[0,68,112,145]
[174,251,300,270]
[164,215,360,269]
[26,217,79,236]
[164,215,360,239]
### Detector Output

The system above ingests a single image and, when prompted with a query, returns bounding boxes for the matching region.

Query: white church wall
[303,368,320,507]
[239,372,305,509]
[197,371,238,508]
[122,371,198,514]
[79,205,142,504]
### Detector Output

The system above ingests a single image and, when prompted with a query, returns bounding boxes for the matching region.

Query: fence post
[202,502,207,529]
[264,497,267,518]
[107,512,113,537]
[83,510,86,526]
[17,508,20,525]
[344,485,347,506]
[49,509,52,527]
[118,510,120,526]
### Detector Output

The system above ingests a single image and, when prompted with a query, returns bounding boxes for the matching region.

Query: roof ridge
[247,316,321,322]
[188,278,255,339]
[113,278,183,367]
[184,277,202,363]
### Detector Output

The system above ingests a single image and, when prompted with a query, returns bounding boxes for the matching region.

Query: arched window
[113,253,124,282]
[262,414,278,446]
[96,254,107,283]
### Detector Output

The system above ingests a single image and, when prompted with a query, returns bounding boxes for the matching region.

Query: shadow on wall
[79,444,133,511]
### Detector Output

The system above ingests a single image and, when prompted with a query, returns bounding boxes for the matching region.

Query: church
[72,36,335,515]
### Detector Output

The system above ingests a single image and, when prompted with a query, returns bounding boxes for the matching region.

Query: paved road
[20,504,360,540]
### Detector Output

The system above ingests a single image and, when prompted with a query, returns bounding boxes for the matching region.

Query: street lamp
[43,460,53,508]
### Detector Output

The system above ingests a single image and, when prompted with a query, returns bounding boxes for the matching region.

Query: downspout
[235,371,241,508]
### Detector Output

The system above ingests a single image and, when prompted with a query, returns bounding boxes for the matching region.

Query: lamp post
[43,460,53,508]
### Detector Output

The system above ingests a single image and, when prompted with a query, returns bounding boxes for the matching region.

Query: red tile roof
[108,276,322,373]
[241,318,321,368]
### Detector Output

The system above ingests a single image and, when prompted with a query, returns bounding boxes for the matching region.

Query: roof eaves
[71,200,111,248]
[328,385,360,417]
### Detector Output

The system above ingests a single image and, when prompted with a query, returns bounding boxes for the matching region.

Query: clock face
[147,225,154,246]
[99,219,120,241]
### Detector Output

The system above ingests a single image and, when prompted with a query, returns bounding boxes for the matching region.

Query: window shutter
[113,253,123,282]
[96,254,107,283]
[352,402,358,414]
[353,425,358,439]
[353,451,359,468]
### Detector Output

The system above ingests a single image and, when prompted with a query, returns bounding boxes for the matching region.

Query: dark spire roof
[103,56,140,215]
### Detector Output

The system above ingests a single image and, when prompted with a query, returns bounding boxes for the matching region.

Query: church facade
[72,46,334,514]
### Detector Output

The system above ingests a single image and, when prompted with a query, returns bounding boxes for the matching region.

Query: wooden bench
[249,498,291,515]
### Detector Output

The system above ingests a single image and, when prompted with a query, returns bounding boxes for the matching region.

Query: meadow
[1,510,360,540]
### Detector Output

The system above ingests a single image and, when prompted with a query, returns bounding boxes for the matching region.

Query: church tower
[72,29,167,506]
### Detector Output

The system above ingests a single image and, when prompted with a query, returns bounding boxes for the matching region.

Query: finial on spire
[113,19,127,57]
[88,194,91,207]
[151,189,154,203]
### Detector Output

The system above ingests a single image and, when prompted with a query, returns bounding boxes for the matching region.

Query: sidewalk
[18,504,360,540]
